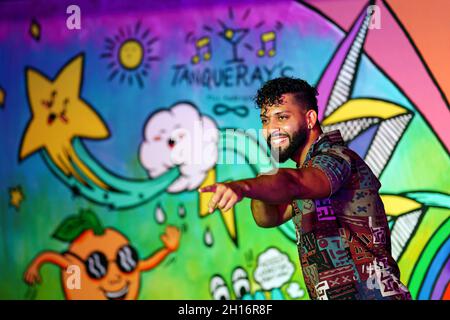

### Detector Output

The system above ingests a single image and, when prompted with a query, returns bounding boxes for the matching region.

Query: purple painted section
[431,256,450,300]
[315,6,366,121]
[0,0,282,20]
[348,124,378,158]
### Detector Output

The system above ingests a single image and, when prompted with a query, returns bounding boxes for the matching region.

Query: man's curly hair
[254,77,319,113]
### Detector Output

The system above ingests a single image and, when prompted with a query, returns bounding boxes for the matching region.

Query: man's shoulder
[313,141,354,163]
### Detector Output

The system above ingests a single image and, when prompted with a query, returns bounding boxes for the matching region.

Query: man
[199,77,411,300]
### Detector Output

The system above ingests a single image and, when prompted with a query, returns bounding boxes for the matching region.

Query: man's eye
[278,115,288,120]
[261,119,268,124]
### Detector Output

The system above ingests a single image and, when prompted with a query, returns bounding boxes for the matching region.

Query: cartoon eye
[231,267,250,299]
[116,245,139,273]
[47,113,57,124]
[85,251,108,279]
[210,275,230,300]
[170,127,188,142]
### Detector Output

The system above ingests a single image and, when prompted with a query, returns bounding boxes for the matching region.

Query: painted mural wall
[0,0,449,300]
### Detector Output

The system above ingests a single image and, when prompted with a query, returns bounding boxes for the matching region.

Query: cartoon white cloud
[139,102,218,193]
[286,282,305,299]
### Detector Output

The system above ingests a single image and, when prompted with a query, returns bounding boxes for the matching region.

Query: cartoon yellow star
[19,54,110,189]
[9,186,24,210]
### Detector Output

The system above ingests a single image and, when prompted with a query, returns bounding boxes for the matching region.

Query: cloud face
[140,102,218,193]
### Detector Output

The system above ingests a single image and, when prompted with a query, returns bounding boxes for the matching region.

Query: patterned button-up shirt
[292,130,411,300]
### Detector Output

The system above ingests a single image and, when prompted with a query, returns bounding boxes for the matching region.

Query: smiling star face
[19,54,110,188]
[21,54,109,157]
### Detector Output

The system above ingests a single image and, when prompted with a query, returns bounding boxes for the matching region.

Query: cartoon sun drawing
[24,209,181,300]
[101,21,160,88]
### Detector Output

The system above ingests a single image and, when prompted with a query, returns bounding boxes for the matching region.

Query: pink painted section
[303,0,450,152]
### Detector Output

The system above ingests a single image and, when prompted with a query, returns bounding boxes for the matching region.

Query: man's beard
[267,125,308,163]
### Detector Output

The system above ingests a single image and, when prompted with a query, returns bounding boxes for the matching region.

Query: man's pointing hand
[198,182,246,213]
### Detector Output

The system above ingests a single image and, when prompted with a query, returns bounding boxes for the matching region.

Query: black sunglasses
[65,245,139,279]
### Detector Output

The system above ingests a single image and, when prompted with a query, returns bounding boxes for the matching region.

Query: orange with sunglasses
[24,209,180,300]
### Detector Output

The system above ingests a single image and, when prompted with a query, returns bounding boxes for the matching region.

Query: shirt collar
[296,130,344,168]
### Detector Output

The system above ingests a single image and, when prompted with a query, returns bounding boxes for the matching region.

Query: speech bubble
[253,247,295,291]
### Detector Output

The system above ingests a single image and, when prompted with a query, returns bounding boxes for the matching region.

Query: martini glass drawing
[218,25,249,64]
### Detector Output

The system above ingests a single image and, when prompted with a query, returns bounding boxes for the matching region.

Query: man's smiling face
[260,93,309,163]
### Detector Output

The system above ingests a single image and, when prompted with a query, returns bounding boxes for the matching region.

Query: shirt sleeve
[304,145,352,197]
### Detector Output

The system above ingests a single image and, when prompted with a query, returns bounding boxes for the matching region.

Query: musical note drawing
[257,31,276,57]
[191,36,212,64]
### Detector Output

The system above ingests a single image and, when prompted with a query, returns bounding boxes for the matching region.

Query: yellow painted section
[322,99,408,125]
[199,168,237,241]
[381,194,422,217]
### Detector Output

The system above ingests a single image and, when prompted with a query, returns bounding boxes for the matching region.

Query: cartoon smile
[101,281,130,300]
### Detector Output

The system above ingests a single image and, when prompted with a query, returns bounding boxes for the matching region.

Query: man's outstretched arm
[242,167,331,203]
[198,167,331,223]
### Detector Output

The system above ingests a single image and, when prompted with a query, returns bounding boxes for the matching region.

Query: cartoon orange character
[24,209,180,300]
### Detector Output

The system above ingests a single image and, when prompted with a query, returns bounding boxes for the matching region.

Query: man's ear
[306,109,318,128]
